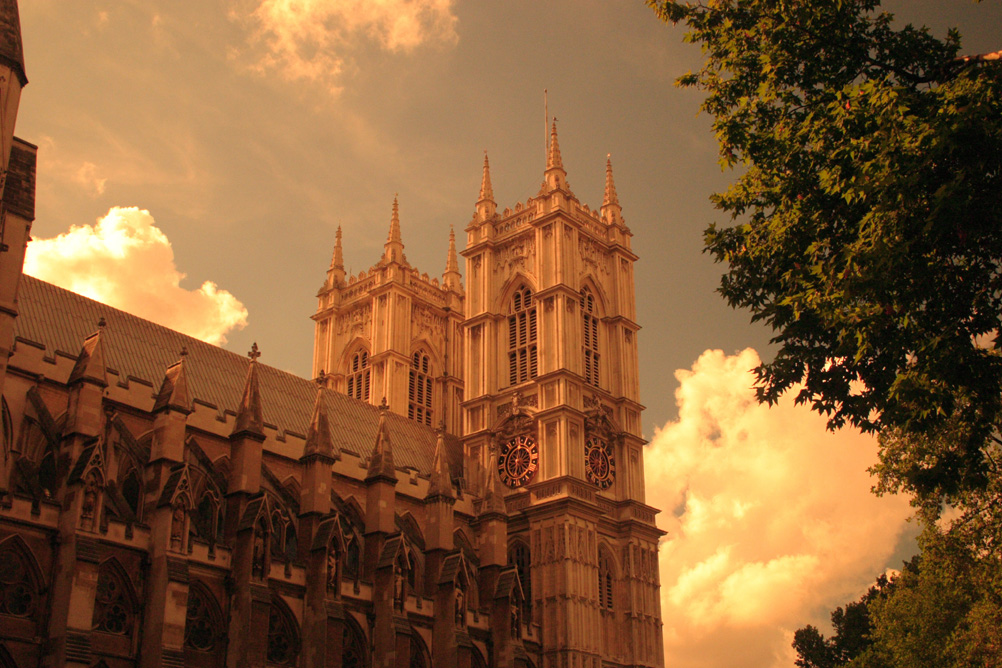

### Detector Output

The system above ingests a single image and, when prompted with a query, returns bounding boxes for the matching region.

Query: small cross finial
[437,419,446,433]
[248,342,261,360]
[180,345,188,358]
[315,370,326,386]
[97,316,107,329]
[379,397,389,412]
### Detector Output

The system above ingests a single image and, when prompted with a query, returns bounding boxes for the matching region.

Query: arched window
[342,620,366,668]
[581,288,600,388]
[598,546,615,611]
[508,287,538,385]
[93,560,136,636]
[0,539,40,618]
[408,351,433,426]
[266,599,300,666]
[508,541,532,619]
[347,350,370,401]
[184,584,221,652]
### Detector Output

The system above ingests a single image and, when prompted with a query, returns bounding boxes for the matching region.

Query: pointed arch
[578,274,610,316]
[340,338,372,402]
[396,513,426,552]
[453,527,479,567]
[93,557,139,636]
[342,614,368,668]
[409,629,431,668]
[597,542,618,611]
[502,279,539,386]
[0,535,45,620]
[0,644,18,668]
[407,348,434,426]
[184,580,224,654]
[495,273,540,314]
[507,538,532,620]
[266,595,301,666]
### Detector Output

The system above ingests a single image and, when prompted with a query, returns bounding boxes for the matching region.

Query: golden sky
[15,1,1001,665]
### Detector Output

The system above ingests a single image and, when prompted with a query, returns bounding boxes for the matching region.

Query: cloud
[24,207,248,346]
[646,349,913,668]
[232,0,459,94]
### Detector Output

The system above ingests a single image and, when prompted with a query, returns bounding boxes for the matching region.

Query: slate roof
[14,276,463,479]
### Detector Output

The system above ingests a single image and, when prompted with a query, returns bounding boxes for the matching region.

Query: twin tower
[312,122,664,666]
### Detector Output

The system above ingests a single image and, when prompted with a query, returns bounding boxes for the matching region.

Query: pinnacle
[445,226,460,276]
[479,151,494,203]
[603,154,620,208]
[303,384,337,461]
[427,426,454,500]
[331,225,344,270]
[383,196,406,264]
[546,118,563,171]
[232,344,265,437]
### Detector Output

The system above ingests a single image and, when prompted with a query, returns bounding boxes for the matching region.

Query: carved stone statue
[170,503,185,550]
[80,479,98,530]
[454,587,465,627]
[327,547,340,595]
[252,524,267,580]
[393,569,406,613]
[510,600,520,639]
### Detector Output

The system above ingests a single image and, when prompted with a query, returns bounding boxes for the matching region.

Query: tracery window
[347,350,370,401]
[0,543,36,618]
[342,623,366,668]
[598,547,615,610]
[93,561,135,635]
[266,602,299,666]
[408,352,433,426]
[581,288,600,387]
[508,287,538,385]
[184,586,217,652]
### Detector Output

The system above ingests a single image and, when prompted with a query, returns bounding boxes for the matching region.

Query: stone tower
[312,198,465,435]
[461,123,664,667]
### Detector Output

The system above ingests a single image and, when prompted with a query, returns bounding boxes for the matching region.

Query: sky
[14,1,1002,666]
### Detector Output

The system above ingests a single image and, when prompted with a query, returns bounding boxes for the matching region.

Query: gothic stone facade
[0,4,665,666]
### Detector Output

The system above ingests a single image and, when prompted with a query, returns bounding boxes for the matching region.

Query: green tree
[646,0,1002,503]
[793,574,893,668]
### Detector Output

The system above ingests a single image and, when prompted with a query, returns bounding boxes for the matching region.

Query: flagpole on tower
[544,89,549,164]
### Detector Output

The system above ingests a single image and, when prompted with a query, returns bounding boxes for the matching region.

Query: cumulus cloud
[646,348,913,668]
[233,0,459,94]
[24,207,248,345]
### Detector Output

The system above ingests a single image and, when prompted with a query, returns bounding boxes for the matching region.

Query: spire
[479,152,494,203]
[476,152,497,220]
[232,343,265,437]
[302,381,338,461]
[443,226,462,291]
[546,119,563,171]
[542,118,570,194]
[602,153,623,225]
[426,425,454,500]
[153,354,191,414]
[68,319,108,387]
[382,196,407,265]
[366,399,396,481]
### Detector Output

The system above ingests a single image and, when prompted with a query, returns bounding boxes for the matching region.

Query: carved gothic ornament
[493,232,536,274]
[412,304,445,340]
[335,305,372,336]
[579,236,609,276]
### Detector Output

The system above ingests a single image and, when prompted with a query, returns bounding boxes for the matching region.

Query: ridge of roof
[14,276,462,478]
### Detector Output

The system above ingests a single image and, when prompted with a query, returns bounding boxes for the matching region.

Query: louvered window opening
[347,351,370,401]
[508,288,538,386]
[598,550,614,610]
[409,352,433,426]
[581,290,600,388]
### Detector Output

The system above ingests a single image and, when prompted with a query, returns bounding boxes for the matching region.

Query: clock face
[498,435,538,488]
[585,436,615,489]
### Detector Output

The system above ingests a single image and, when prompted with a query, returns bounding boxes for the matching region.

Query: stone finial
[302,384,338,461]
[366,404,396,482]
[233,344,264,437]
[427,426,454,500]
[478,151,494,203]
